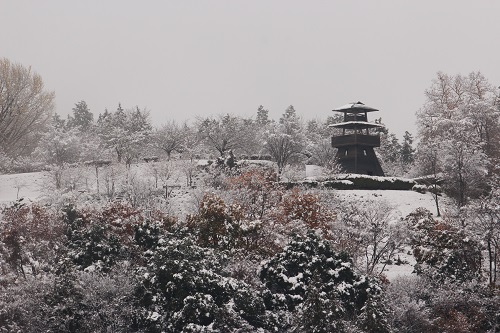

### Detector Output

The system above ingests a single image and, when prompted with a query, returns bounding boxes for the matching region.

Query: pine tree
[256,105,271,126]
[401,131,415,168]
[67,100,93,131]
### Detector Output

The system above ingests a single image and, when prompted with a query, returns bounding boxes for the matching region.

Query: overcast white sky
[1,1,500,138]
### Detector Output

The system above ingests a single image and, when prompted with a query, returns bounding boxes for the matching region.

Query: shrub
[406,208,482,283]
[260,232,389,332]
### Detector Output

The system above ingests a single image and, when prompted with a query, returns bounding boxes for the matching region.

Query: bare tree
[151,120,186,160]
[0,58,55,157]
[336,201,404,276]
[468,192,500,286]
[197,114,256,157]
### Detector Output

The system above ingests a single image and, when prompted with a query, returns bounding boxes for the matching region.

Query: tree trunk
[433,186,441,217]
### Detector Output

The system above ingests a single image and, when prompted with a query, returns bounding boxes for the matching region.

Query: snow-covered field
[1,169,445,216]
[0,171,49,204]
[334,189,444,218]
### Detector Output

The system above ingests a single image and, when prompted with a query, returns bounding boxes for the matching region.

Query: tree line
[0,57,416,178]
[3,57,500,209]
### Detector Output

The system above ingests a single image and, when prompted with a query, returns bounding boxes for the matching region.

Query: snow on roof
[332,101,379,113]
[328,121,384,129]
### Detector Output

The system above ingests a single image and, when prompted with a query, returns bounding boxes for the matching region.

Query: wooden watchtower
[330,101,384,176]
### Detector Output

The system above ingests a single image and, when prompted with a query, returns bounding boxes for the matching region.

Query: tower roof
[332,101,379,113]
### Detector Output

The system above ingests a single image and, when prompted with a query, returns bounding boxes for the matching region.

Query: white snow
[329,121,384,128]
[332,189,446,218]
[147,311,161,321]
[0,171,48,204]
[332,102,379,112]
[381,249,417,281]
[305,165,324,178]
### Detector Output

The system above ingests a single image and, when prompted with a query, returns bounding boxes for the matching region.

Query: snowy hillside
[0,167,450,282]
[1,169,445,217]
[0,171,49,204]
[334,189,443,219]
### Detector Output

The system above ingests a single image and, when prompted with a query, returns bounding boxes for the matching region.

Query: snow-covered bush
[0,200,63,280]
[406,208,482,283]
[223,167,280,221]
[386,276,500,333]
[62,202,155,271]
[0,261,139,333]
[385,276,435,332]
[135,233,271,332]
[260,231,389,332]
[63,205,124,272]
[272,187,336,239]
[186,192,265,253]
[8,155,46,173]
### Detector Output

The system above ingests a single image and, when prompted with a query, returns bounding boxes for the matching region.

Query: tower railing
[331,134,380,147]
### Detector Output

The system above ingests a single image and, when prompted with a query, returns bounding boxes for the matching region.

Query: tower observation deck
[330,101,385,176]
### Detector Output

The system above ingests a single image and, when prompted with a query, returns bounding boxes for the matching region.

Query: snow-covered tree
[441,135,488,208]
[224,167,280,221]
[135,233,270,332]
[401,131,415,173]
[67,100,94,132]
[35,124,81,166]
[263,106,306,178]
[406,208,482,283]
[373,118,407,176]
[335,200,404,276]
[197,114,256,157]
[260,231,389,332]
[151,120,186,160]
[256,104,271,126]
[415,72,499,207]
[97,104,152,165]
[466,190,500,286]
[304,118,341,174]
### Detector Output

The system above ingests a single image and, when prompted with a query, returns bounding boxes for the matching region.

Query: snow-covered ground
[0,171,49,204]
[333,189,444,218]
[1,170,445,217]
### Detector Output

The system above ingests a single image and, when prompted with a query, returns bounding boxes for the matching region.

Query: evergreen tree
[135,233,270,332]
[256,105,271,126]
[67,100,93,131]
[401,131,415,166]
[281,105,297,122]
[260,232,388,331]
